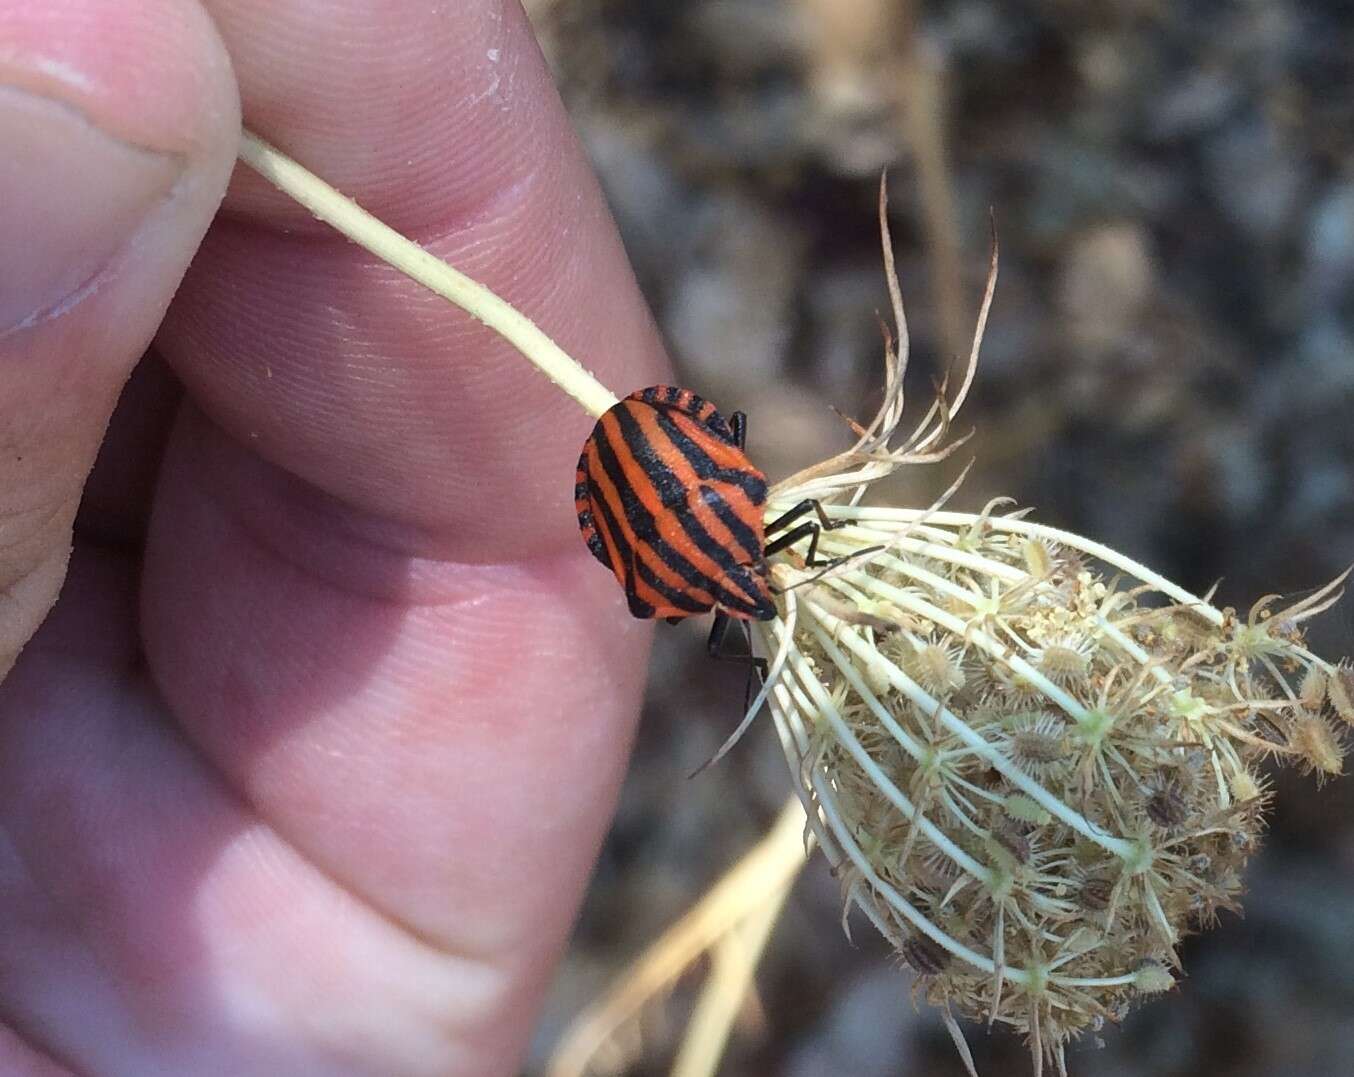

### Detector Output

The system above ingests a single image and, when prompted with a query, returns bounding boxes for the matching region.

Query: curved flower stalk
[547,798,808,1077]
[750,183,1352,1075]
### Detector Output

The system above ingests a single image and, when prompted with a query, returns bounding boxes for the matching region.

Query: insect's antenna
[689,681,764,780]
[740,620,759,712]
[689,602,799,778]
[772,545,887,595]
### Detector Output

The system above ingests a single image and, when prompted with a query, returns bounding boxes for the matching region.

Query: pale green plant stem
[792,591,1081,912]
[816,538,1094,717]
[766,623,1134,989]
[938,792,989,838]
[801,516,1262,796]
[782,687,1018,979]
[1294,643,1339,674]
[1258,655,1302,702]
[773,594,1129,905]
[794,505,1222,623]
[786,620,992,885]
[823,567,1088,728]
[810,527,1251,814]
[946,773,1006,804]
[844,531,1257,800]
[793,614,924,762]
[1054,973,1137,989]
[802,597,1137,860]
[762,617,1002,972]
[814,524,1167,683]
[1141,878,1177,946]
[236,130,619,419]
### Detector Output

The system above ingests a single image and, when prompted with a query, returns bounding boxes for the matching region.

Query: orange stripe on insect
[575,385,861,627]
[623,404,762,591]
[582,424,721,616]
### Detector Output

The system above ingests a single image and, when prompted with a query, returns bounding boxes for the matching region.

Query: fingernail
[0,83,184,333]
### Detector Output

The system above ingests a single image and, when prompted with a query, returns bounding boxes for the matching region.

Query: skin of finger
[148,0,662,933]
[158,0,668,557]
[0,552,532,1076]
[0,0,239,674]
[148,405,653,946]
[76,353,183,550]
[0,1,663,1074]
[0,1020,73,1077]
[139,0,666,1072]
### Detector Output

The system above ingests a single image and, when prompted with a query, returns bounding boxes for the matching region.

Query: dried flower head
[746,183,1350,1076]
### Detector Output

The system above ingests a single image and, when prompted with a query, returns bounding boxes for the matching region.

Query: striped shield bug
[575,384,857,676]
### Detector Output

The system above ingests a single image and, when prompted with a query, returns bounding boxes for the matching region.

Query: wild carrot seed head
[744,179,1350,1075]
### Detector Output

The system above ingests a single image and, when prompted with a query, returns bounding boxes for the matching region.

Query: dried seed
[992,823,1032,865]
[1010,713,1070,770]
[1080,877,1114,911]
[1291,712,1344,779]
[901,933,952,976]
[1329,662,1354,725]
[1132,959,1174,994]
[1146,780,1190,828]
[1038,644,1092,686]
[1003,792,1053,826]
[1022,538,1054,577]
[1300,665,1328,710]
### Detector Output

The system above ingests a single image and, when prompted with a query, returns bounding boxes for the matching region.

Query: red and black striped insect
[575,384,849,671]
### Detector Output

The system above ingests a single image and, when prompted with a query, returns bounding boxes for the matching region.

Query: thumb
[0,1,240,675]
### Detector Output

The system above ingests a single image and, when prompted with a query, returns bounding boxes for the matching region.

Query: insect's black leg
[764,498,813,538]
[763,521,820,562]
[690,613,771,778]
[706,609,731,659]
[765,499,846,539]
[706,610,769,680]
[762,499,853,568]
[739,621,762,715]
[729,410,748,450]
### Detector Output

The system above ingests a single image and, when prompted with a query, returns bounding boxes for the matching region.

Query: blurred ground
[523,2,1354,1074]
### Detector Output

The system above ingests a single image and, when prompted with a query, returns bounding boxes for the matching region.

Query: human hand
[0,2,666,1073]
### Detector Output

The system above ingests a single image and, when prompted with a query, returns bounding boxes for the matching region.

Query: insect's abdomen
[576,387,775,621]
